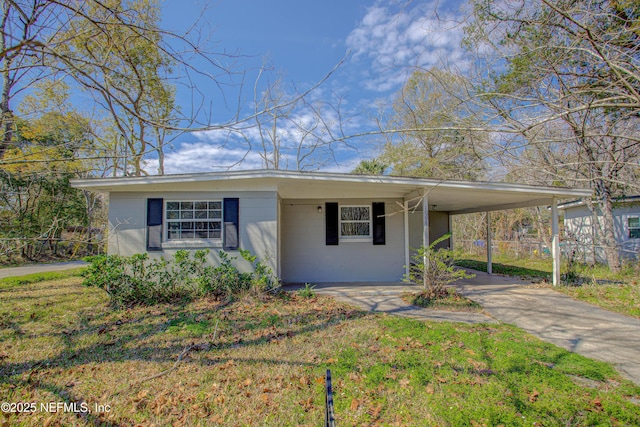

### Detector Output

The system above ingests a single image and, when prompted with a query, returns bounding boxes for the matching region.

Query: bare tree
[379,69,489,180]
[207,63,353,171]
[0,0,237,173]
[465,0,640,271]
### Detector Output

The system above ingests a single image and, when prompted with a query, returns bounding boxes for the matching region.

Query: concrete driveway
[455,270,640,386]
[288,271,640,385]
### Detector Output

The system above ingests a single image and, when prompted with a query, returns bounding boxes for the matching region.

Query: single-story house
[559,196,640,263]
[71,170,592,285]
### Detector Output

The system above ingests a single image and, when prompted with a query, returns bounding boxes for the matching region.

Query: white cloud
[346,1,469,92]
[144,141,265,175]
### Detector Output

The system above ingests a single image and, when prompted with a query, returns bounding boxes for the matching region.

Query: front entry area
[280,199,406,283]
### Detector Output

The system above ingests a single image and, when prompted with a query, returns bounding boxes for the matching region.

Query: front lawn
[1,277,640,426]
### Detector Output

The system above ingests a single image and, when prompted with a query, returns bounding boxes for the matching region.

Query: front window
[340,205,371,239]
[629,217,640,239]
[166,201,222,240]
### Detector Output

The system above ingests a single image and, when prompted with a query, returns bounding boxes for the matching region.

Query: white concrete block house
[559,196,640,263]
[72,170,591,285]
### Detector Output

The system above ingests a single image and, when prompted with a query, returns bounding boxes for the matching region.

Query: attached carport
[273,172,592,285]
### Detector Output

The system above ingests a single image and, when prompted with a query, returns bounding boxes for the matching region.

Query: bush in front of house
[404,233,475,302]
[83,249,279,307]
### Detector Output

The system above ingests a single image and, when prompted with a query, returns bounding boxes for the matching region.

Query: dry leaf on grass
[350,398,361,411]
[368,404,383,418]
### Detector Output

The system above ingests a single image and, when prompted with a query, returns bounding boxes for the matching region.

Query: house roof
[558,195,640,210]
[71,169,593,215]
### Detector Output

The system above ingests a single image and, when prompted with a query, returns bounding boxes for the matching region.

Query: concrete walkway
[0,260,87,279]
[288,272,640,385]
[286,282,497,324]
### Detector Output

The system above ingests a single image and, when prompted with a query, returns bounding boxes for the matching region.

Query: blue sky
[153,0,469,174]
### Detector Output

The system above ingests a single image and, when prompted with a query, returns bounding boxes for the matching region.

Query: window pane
[341,222,370,236]
[341,206,370,221]
[630,228,640,239]
[629,217,640,228]
[165,200,222,240]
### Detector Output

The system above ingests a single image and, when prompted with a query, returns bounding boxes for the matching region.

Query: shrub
[202,250,244,298]
[83,249,279,307]
[239,248,280,296]
[404,233,475,300]
[296,283,316,299]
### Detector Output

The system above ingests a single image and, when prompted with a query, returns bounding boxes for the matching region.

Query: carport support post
[423,193,430,288]
[551,198,560,286]
[404,200,410,278]
[486,211,492,275]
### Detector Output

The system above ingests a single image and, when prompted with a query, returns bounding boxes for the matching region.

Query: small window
[166,200,222,240]
[629,217,640,239]
[340,205,371,239]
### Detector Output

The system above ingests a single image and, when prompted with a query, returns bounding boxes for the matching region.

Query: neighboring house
[72,170,591,283]
[559,196,640,263]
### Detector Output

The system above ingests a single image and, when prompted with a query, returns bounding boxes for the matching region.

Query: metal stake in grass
[325,369,336,427]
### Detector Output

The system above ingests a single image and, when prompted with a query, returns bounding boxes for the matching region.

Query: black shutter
[325,202,339,245]
[147,198,163,251]
[223,198,239,250]
[372,202,386,245]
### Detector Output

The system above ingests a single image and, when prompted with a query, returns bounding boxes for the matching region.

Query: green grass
[455,256,552,281]
[456,253,640,284]
[456,253,640,319]
[1,277,640,426]
[0,268,85,289]
[555,283,640,319]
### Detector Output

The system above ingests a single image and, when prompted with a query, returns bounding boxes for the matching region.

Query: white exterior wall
[280,198,406,283]
[563,203,640,262]
[107,191,279,273]
[616,205,640,258]
[408,210,451,254]
[563,205,596,262]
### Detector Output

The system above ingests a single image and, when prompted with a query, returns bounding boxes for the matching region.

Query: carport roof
[71,169,592,215]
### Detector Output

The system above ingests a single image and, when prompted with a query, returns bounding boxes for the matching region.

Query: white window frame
[629,216,640,239]
[164,200,223,247]
[339,205,372,241]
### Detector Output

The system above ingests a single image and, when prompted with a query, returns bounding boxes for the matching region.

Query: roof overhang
[558,195,640,210]
[71,169,593,215]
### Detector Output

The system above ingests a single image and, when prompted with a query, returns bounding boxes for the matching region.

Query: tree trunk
[1,57,13,159]
[594,179,621,272]
[534,207,552,250]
